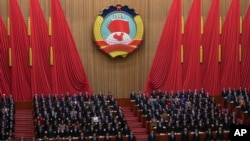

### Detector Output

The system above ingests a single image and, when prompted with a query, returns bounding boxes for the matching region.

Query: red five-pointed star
[116,5,122,11]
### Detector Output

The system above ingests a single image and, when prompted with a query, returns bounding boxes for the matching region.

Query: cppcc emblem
[93,4,144,58]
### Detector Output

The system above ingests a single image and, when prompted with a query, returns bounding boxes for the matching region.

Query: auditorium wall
[0,0,249,98]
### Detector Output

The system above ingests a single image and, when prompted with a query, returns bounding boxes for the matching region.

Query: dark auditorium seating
[0,94,15,140]
[222,87,250,124]
[33,92,132,140]
[130,89,235,140]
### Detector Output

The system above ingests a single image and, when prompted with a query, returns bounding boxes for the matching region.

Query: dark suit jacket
[206,132,213,141]
[127,135,136,141]
[104,137,111,141]
[181,132,189,141]
[116,136,123,141]
[91,137,98,141]
[156,125,164,133]
[169,135,176,141]
[216,132,224,140]
[192,134,200,141]
[148,134,156,141]
[78,137,85,141]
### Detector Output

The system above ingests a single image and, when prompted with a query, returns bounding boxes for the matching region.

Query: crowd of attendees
[30,87,250,140]
[0,94,15,140]
[33,92,135,140]
[222,87,250,114]
[1,87,248,140]
[130,89,246,140]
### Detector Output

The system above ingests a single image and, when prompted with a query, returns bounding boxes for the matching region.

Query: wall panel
[0,0,249,98]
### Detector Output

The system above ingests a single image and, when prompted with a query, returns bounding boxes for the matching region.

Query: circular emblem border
[93,4,144,58]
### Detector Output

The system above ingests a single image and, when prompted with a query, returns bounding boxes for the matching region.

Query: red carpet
[14,109,35,140]
[125,116,138,121]
[123,112,135,117]
[121,106,148,141]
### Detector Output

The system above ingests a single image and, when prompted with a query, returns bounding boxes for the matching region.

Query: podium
[234,106,242,118]
[137,110,143,122]
[133,105,138,116]
[155,132,207,141]
[146,121,151,134]
[156,133,168,141]
[141,115,147,128]
[241,111,248,124]
[227,101,234,113]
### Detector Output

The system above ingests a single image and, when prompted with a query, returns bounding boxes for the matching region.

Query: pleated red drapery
[30,0,52,96]
[9,0,31,101]
[51,0,92,94]
[201,0,220,95]
[220,0,240,89]
[144,0,182,94]
[0,16,11,95]
[182,0,201,90]
[241,6,250,89]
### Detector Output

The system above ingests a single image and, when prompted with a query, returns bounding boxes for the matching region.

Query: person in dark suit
[105,123,114,135]
[87,125,95,136]
[116,131,123,141]
[192,129,200,141]
[181,128,189,141]
[130,91,136,100]
[104,132,111,141]
[46,125,54,139]
[174,120,182,133]
[71,125,80,137]
[216,127,224,141]
[54,134,61,141]
[169,131,176,141]
[96,124,104,136]
[148,130,156,141]
[204,119,211,131]
[127,131,136,141]
[166,122,173,132]
[0,127,7,141]
[122,124,130,136]
[223,117,230,131]
[113,123,120,135]
[205,128,213,141]
[189,120,196,132]
[197,120,205,132]
[78,132,86,141]
[156,122,164,134]
[36,126,45,139]
[91,133,98,141]
[63,125,71,138]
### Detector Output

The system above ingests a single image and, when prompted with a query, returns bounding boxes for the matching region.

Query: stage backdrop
[0,0,250,98]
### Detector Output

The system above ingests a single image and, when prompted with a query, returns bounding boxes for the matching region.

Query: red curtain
[182,0,201,90]
[220,0,240,89]
[241,5,250,89]
[9,0,31,101]
[51,0,92,94]
[201,0,220,95]
[144,0,182,94]
[30,0,52,95]
[0,16,11,95]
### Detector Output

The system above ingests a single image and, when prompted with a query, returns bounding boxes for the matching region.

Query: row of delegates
[35,114,130,138]
[222,87,250,114]
[33,92,131,139]
[38,131,136,141]
[0,94,15,140]
[130,89,206,101]
[130,89,238,133]
[148,127,225,141]
[33,92,118,125]
[33,92,116,118]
